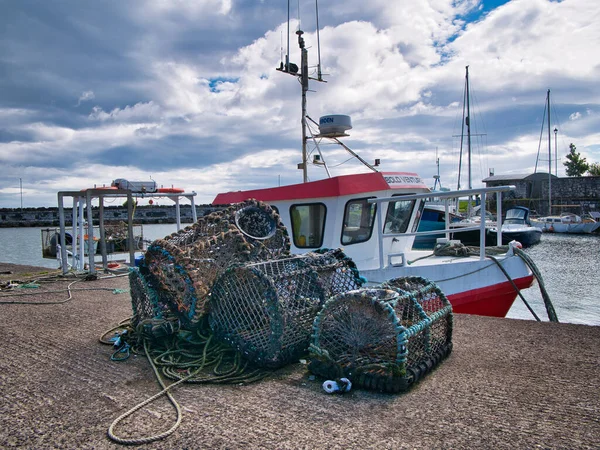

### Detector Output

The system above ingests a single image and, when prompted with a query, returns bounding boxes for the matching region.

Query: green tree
[563,143,589,176]
[588,162,600,176]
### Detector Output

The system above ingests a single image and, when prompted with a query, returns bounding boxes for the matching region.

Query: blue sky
[1,0,598,208]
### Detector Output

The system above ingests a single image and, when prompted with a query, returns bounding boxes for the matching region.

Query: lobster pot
[382,276,453,369]
[130,268,161,327]
[140,241,204,327]
[309,281,453,393]
[209,251,365,368]
[138,200,292,328]
[129,268,181,338]
[158,199,290,260]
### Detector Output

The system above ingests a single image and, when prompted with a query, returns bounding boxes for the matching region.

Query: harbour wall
[0,205,221,227]
[486,175,600,216]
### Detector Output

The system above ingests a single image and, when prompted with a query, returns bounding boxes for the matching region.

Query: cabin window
[384,195,417,234]
[341,197,377,245]
[411,200,425,233]
[290,203,326,248]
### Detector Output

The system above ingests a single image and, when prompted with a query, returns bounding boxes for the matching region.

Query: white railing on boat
[368,185,515,268]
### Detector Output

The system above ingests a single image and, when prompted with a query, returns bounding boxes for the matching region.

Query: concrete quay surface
[0,263,598,449]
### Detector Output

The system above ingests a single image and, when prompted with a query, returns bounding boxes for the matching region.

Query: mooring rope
[513,248,558,322]
[406,242,558,322]
[485,250,558,322]
[485,255,541,321]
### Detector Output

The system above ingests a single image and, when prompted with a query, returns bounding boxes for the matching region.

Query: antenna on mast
[433,147,442,191]
[315,0,323,81]
[277,0,327,183]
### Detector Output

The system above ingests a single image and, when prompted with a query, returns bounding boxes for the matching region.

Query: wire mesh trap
[308,277,453,393]
[208,249,365,368]
[136,200,291,329]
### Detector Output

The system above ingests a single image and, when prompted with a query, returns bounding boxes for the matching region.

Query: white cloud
[144,0,232,16]
[1,0,600,208]
[76,90,95,106]
[88,101,162,122]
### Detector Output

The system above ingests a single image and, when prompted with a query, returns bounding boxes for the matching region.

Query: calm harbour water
[1,225,598,326]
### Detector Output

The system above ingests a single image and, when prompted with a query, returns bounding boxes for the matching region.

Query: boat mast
[456,66,472,196]
[547,89,552,215]
[433,147,441,191]
[299,30,309,183]
[466,66,472,192]
[459,65,474,215]
[277,1,325,183]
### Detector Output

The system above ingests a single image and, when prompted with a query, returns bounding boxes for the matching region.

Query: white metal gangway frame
[368,185,515,269]
[57,188,198,275]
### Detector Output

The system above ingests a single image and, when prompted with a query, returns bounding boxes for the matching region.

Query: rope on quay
[100,322,270,445]
[0,272,130,305]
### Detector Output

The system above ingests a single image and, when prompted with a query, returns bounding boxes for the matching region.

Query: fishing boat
[212,20,535,318]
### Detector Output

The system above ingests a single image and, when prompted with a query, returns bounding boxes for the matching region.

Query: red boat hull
[447,275,535,317]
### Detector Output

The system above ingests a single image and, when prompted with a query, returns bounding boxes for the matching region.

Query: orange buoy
[157,187,185,193]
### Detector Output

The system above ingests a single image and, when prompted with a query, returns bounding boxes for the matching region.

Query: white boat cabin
[213,172,430,271]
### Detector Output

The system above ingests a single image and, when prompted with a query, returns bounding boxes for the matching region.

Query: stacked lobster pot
[129,200,364,371]
[308,276,453,393]
[209,249,364,368]
[130,200,291,335]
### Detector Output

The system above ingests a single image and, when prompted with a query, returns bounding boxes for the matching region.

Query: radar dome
[319,115,352,137]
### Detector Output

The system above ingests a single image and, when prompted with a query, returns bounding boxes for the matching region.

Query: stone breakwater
[0,205,220,227]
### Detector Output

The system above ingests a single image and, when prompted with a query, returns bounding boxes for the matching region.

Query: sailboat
[530,90,600,234]
[443,67,498,246]
[213,11,535,317]
[413,152,461,250]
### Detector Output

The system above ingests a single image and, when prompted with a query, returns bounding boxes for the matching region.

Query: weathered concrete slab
[0,267,598,449]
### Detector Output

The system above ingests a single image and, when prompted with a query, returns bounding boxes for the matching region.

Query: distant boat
[414,204,461,249]
[448,205,496,247]
[490,206,542,247]
[531,212,600,234]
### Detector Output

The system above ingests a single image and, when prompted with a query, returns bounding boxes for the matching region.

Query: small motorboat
[490,206,542,248]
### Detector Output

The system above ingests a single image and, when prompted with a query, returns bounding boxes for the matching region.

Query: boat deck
[1,263,598,449]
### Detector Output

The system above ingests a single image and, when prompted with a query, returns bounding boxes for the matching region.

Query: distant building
[482,173,600,215]
[482,173,557,199]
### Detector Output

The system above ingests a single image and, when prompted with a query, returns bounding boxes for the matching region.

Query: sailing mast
[547,89,552,215]
[534,89,553,215]
[456,66,474,213]
[466,66,472,193]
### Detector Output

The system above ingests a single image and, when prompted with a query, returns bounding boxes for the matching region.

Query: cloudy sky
[1,0,599,208]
